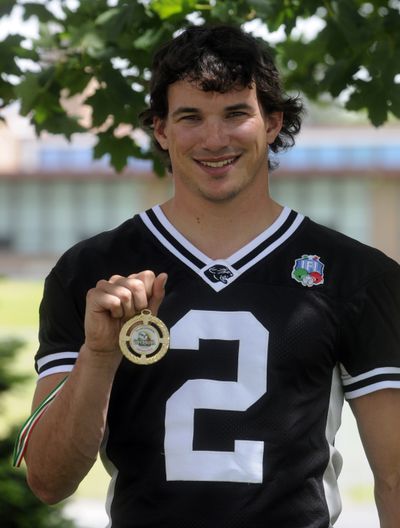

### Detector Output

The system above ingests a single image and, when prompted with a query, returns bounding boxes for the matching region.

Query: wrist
[79,343,122,373]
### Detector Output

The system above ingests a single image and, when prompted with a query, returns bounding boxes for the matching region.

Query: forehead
[166,80,260,112]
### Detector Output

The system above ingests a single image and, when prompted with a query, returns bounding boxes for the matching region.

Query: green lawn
[0,278,109,501]
[0,279,43,328]
[0,279,42,426]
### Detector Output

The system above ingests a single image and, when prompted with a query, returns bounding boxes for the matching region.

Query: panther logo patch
[204,264,234,284]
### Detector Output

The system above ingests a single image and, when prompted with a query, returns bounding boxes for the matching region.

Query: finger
[109,274,151,318]
[86,286,127,320]
[148,273,168,315]
[127,270,155,298]
[125,271,156,315]
[107,271,159,318]
[95,279,138,319]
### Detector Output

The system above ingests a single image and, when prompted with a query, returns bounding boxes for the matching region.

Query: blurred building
[0,112,399,268]
[273,124,400,262]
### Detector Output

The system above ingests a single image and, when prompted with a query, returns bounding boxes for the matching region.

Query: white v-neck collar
[139,205,304,292]
[153,205,214,265]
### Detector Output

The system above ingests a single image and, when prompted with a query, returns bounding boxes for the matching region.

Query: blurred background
[1,1,399,527]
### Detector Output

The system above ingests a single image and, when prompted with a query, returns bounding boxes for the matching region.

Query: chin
[197,185,241,203]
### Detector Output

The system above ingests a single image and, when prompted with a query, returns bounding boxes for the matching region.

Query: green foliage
[279,0,400,127]
[0,338,74,528]
[0,0,399,171]
[0,338,28,396]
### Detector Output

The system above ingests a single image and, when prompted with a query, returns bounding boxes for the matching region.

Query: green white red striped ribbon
[13,377,67,467]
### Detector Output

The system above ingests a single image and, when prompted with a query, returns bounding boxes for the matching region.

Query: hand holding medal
[84,271,169,366]
[119,308,170,365]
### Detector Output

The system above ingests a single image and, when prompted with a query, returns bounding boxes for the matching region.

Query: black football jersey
[36,206,400,528]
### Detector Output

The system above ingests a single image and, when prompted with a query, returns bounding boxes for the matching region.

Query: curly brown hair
[139,24,303,170]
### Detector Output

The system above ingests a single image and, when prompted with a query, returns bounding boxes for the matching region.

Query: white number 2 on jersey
[165,310,269,483]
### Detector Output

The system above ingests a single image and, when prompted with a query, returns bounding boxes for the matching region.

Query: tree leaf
[35,112,86,139]
[85,89,112,127]
[21,2,56,22]
[80,31,107,58]
[323,58,359,97]
[0,35,26,76]
[152,154,167,177]
[346,78,388,127]
[95,7,121,25]
[133,27,167,51]
[0,0,15,17]
[95,4,136,40]
[94,131,136,172]
[247,0,278,21]
[368,102,388,127]
[389,85,400,119]
[14,73,42,115]
[150,0,195,20]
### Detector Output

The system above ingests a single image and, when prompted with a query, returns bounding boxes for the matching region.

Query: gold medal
[119,309,170,365]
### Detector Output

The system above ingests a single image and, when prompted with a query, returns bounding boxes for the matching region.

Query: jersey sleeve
[339,266,400,399]
[35,267,85,379]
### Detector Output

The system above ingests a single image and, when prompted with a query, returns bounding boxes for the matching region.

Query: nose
[201,118,229,151]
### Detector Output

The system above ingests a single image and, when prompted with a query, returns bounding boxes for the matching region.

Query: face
[153,80,282,204]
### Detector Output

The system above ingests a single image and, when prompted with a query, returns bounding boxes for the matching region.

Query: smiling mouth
[196,156,239,168]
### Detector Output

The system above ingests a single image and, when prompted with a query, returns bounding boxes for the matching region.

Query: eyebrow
[171,103,254,118]
[171,107,199,118]
[224,103,254,112]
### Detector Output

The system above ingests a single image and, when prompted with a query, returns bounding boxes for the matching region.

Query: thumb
[148,273,168,316]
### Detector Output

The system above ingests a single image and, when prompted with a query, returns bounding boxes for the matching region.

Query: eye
[180,114,201,122]
[226,111,247,118]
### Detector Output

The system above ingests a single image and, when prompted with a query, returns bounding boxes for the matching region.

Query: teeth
[199,158,235,168]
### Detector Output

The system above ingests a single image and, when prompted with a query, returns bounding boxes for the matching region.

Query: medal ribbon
[12,376,67,467]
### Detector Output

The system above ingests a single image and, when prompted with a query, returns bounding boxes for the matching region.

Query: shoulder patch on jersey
[292,255,325,287]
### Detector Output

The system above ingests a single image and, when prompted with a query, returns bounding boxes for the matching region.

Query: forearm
[349,390,400,528]
[25,345,120,504]
[375,475,400,528]
[25,270,166,504]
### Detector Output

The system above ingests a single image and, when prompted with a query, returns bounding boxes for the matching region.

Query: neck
[161,192,283,260]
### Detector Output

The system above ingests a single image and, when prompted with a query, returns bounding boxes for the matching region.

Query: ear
[265,111,283,144]
[153,117,169,150]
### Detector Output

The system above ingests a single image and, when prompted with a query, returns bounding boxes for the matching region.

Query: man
[21,25,400,527]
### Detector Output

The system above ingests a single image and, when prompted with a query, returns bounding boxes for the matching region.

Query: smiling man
[21,25,400,528]
[154,82,280,200]
[153,80,284,258]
